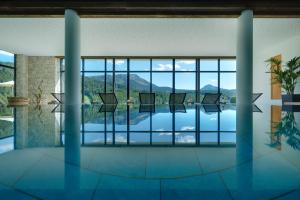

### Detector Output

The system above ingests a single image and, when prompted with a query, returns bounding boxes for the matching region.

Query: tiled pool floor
[0,145,300,200]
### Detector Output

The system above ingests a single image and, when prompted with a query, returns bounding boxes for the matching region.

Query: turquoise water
[0,104,300,199]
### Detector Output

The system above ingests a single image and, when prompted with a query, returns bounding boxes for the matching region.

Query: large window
[59,57,236,147]
[60,57,236,104]
[0,50,15,105]
[0,50,15,153]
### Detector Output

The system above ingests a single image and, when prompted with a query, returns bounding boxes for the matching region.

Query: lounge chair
[201,93,221,104]
[139,93,155,105]
[202,104,221,113]
[169,93,186,105]
[139,104,155,113]
[252,104,262,112]
[99,104,117,112]
[169,104,186,113]
[51,93,65,104]
[252,93,263,103]
[99,93,118,105]
[51,104,64,113]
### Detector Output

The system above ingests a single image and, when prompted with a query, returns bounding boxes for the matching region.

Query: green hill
[84,74,236,104]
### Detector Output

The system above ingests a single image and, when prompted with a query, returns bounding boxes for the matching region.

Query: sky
[0,50,14,63]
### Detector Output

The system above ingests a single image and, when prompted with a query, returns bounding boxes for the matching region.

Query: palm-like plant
[266,56,300,94]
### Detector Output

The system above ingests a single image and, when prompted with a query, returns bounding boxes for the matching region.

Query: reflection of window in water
[78,105,236,146]
[0,107,14,154]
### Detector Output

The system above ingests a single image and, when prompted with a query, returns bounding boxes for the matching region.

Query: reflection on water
[74,104,237,146]
[270,106,300,150]
[1,104,300,154]
[1,103,300,199]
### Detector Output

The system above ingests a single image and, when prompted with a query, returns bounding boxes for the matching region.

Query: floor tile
[220,153,300,200]
[93,175,160,200]
[194,148,237,174]
[0,148,44,186]
[43,147,96,169]
[15,155,100,200]
[88,148,147,178]
[0,184,35,200]
[275,189,300,200]
[161,173,231,200]
[146,148,202,178]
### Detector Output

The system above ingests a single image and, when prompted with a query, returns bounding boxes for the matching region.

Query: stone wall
[15,55,61,148]
[15,54,28,98]
[16,55,60,104]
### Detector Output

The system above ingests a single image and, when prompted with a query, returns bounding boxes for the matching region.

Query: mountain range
[85,74,236,97]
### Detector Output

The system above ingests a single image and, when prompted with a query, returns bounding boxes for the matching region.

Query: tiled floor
[0,145,299,199]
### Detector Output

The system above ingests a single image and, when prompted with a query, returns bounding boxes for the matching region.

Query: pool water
[0,103,300,199]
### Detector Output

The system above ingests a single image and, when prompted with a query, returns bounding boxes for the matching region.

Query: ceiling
[0,0,300,17]
[0,18,237,56]
[0,18,299,57]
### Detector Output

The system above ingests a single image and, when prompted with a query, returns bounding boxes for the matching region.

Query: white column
[237,9,253,106]
[65,9,81,106]
[236,9,254,196]
[64,9,81,166]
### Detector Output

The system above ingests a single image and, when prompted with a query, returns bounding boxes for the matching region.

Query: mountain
[85,74,235,95]
[200,84,236,97]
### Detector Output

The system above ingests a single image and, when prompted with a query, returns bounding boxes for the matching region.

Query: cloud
[180,126,195,131]
[153,64,173,71]
[176,135,195,143]
[174,64,182,70]
[115,60,125,65]
[116,135,127,143]
[159,132,172,136]
[0,50,13,56]
[210,118,217,121]
[177,60,195,65]
[156,128,166,131]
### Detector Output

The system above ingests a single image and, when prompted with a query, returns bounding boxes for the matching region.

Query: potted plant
[266,56,300,104]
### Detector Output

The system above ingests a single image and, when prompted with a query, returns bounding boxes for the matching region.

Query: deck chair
[169,104,186,113]
[99,104,117,113]
[169,93,186,105]
[202,104,221,113]
[139,104,155,113]
[252,93,263,103]
[51,93,65,104]
[201,93,221,104]
[139,93,155,105]
[252,104,262,113]
[99,93,118,105]
[51,104,64,113]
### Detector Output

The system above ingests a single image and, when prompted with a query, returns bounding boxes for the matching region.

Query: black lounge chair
[51,93,65,104]
[99,93,118,105]
[202,104,221,113]
[252,104,262,113]
[169,93,186,105]
[99,104,117,113]
[51,104,64,113]
[252,93,263,103]
[139,93,155,105]
[169,104,186,113]
[139,104,155,113]
[201,93,221,104]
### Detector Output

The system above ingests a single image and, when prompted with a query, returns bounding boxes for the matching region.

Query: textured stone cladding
[16,55,28,98]
[27,56,60,104]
